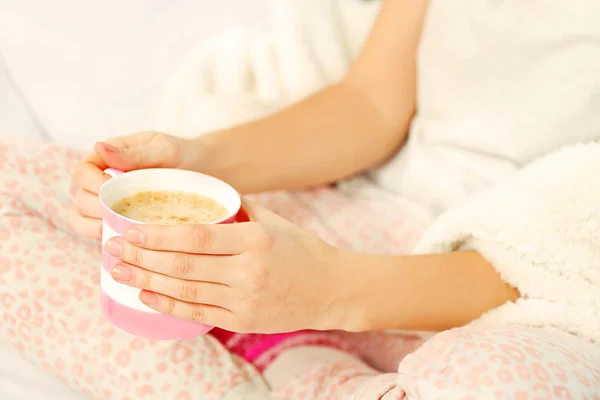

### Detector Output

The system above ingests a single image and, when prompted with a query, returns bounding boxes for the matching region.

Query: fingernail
[99,142,119,153]
[104,239,122,257]
[139,291,158,305]
[124,228,143,244]
[111,263,133,282]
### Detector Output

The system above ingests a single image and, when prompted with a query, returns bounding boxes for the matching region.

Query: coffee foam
[111,190,228,224]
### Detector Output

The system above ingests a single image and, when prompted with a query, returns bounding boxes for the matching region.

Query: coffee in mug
[111,190,229,225]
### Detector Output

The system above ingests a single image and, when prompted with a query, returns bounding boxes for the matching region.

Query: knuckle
[122,243,142,266]
[163,297,176,315]
[190,226,211,251]
[180,281,198,302]
[137,269,152,289]
[249,223,274,251]
[246,262,269,291]
[72,192,86,214]
[190,305,205,322]
[72,197,82,212]
[131,151,142,166]
[71,193,81,210]
[68,207,101,238]
[144,227,162,249]
[70,163,84,184]
[165,141,182,164]
[171,254,194,278]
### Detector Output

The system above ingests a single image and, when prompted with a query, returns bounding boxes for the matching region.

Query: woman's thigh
[395,325,600,399]
[0,139,262,399]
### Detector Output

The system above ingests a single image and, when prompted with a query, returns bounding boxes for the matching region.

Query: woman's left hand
[104,200,352,333]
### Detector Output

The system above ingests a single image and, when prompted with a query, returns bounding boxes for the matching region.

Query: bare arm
[195,0,429,193]
[333,251,520,332]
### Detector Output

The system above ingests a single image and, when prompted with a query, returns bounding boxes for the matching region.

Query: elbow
[338,75,416,171]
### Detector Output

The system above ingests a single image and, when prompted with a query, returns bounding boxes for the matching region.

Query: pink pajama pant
[1,138,599,399]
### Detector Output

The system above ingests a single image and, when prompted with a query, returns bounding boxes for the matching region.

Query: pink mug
[98,168,242,340]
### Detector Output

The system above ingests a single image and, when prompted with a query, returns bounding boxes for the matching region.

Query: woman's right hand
[68,132,201,239]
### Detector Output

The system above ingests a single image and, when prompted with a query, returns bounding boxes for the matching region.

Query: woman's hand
[103,201,351,333]
[68,132,202,239]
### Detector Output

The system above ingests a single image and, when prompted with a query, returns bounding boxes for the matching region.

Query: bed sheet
[0,340,86,400]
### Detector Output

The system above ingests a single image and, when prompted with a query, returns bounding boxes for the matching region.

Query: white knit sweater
[371,0,600,213]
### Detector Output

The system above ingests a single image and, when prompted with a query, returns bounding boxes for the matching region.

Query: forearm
[195,80,412,194]
[334,250,520,332]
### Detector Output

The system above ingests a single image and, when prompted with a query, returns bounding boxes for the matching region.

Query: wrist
[184,133,241,183]
[322,250,414,332]
[183,133,220,172]
[189,131,269,194]
[319,249,384,332]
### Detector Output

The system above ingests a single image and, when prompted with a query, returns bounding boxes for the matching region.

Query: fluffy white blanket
[415,142,600,345]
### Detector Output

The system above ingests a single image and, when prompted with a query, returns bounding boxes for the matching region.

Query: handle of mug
[104,168,125,177]
[234,206,250,223]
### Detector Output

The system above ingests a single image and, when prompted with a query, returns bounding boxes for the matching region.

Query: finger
[72,189,103,219]
[124,222,269,255]
[105,237,233,283]
[83,135,128,167]
[69,183,79,197]
[66,208,102,239]
[70,161,111,194]
[241,197,289,225]
[110,262,230,307]
[94,138,178,171]
[93,141,135,171]
[82,147,108,170]
[139,290,235,328]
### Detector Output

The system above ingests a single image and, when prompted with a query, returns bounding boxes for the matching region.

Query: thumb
[94,142,168,171]
[240,198,289,225]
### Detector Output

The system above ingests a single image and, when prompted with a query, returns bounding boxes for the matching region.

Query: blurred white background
[0,0,268,148]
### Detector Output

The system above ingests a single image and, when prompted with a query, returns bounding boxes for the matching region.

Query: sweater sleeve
[413,142,600,344]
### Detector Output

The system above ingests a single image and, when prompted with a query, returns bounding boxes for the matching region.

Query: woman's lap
[0,139,261,399]
[2,138,599,399]
[0,139,426,398]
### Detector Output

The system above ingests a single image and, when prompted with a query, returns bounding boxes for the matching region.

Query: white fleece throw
[414,143,600,345]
